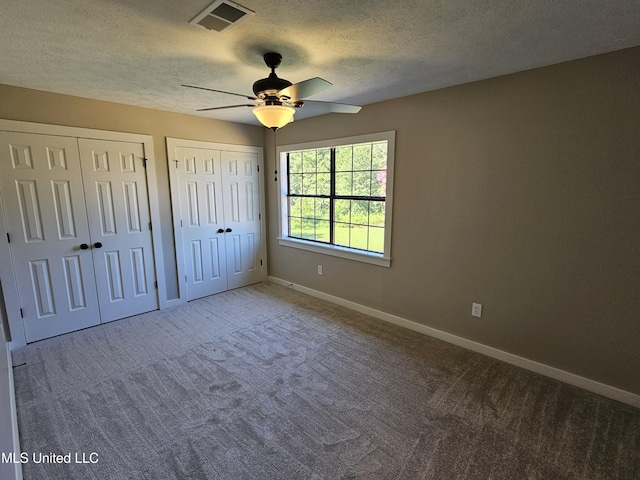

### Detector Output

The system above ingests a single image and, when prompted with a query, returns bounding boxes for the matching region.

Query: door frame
[166,137,267,306]
[0,120,168,348]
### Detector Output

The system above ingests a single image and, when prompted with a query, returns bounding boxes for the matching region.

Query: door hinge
[180,220,183,228]
[20,308,24,318]
[6,233,10,243]
[260,259,263,266]
[257,164,260,172]
[258,213,261,220]
[174,160,179,168]
[185,275,188,283]
[154,280,158,289]
[149,222,152,231]
[142,158,148,168]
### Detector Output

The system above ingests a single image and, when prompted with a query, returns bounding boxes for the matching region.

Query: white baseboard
[268,276,640,408]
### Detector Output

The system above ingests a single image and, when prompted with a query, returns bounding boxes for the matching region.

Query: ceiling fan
[182,52,361,129]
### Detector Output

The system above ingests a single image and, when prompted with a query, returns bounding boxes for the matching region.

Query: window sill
[278,237,391,267]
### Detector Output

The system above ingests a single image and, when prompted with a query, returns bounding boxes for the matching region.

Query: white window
[278,131,395,267]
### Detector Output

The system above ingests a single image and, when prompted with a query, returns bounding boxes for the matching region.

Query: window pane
[350,225,369,250]
[352,171,371,196]
[334,222,350,248]
[289,173,303,194]
[301,197,316,219]
[289,152,303,173]
[317,149,331,172]
[351,200,370,226]
[372,142,387,170]
[368,226,384,253]
[353,144,372,171]
[369,200,385,227]
[316,198,330,220]
[371,170,387,197]
[289,217,302,238]
[289,196,302,217]
[302,173,317,195]
[315,219,330,242]
[336,146,352,171]
[334,199,351,223]
[302,150,317,172]
[300,217,315,240]
[317,172,330,195]
[335,172,352,196]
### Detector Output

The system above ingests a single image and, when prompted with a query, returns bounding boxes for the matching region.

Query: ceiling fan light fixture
[253,105,295,130]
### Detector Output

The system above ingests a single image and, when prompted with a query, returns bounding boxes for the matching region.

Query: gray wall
[265,47,640,395]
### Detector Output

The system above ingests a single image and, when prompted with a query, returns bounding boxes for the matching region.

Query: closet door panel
[0,132,100,342]
[79,138,158,322]
[174,146,228,300]
[221,150,262,290]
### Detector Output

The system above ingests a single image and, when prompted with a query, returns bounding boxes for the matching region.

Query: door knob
[217,228,224,234]
[94,242,103,248]
[225,228,232,233]
[80,243,89,250]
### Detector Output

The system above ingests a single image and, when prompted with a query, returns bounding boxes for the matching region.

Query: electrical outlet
[317,265,323,275]
[472,303,483,318]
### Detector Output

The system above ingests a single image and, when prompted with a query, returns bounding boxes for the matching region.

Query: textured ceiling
[1,0,639,126]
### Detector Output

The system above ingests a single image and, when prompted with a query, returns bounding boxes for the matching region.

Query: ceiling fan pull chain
[273,129,278,182]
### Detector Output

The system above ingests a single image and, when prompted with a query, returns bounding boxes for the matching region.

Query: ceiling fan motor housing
[252,73,292,99]
[252,52,292,100]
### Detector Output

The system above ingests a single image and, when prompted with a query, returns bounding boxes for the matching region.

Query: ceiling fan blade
[182,84,258,101]
[196,104,256,112]
[301,100,362,114]
[279,77,332,101]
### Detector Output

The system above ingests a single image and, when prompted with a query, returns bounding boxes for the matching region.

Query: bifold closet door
[220,150,262,290]
[78,138,158,322]
[0,132,159,342]
[0,132,101,342]
[174,146,262,301]
[175,146,229,300]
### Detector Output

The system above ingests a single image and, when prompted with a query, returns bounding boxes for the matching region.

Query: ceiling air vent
[189,0,255,33]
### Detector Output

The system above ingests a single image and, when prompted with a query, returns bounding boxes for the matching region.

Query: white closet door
[221,150,262,290]
[0,132,100,342]
[174,146,228,300]
[78,139,158,322]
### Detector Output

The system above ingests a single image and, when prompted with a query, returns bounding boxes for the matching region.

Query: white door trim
[166,137,266,305]
[0,191,25,349]
[0,120,168,349]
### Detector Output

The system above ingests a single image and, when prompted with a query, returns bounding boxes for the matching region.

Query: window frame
[277,131,395,267]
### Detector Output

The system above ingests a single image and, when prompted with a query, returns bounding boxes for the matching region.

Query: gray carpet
[12,282,640,479]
